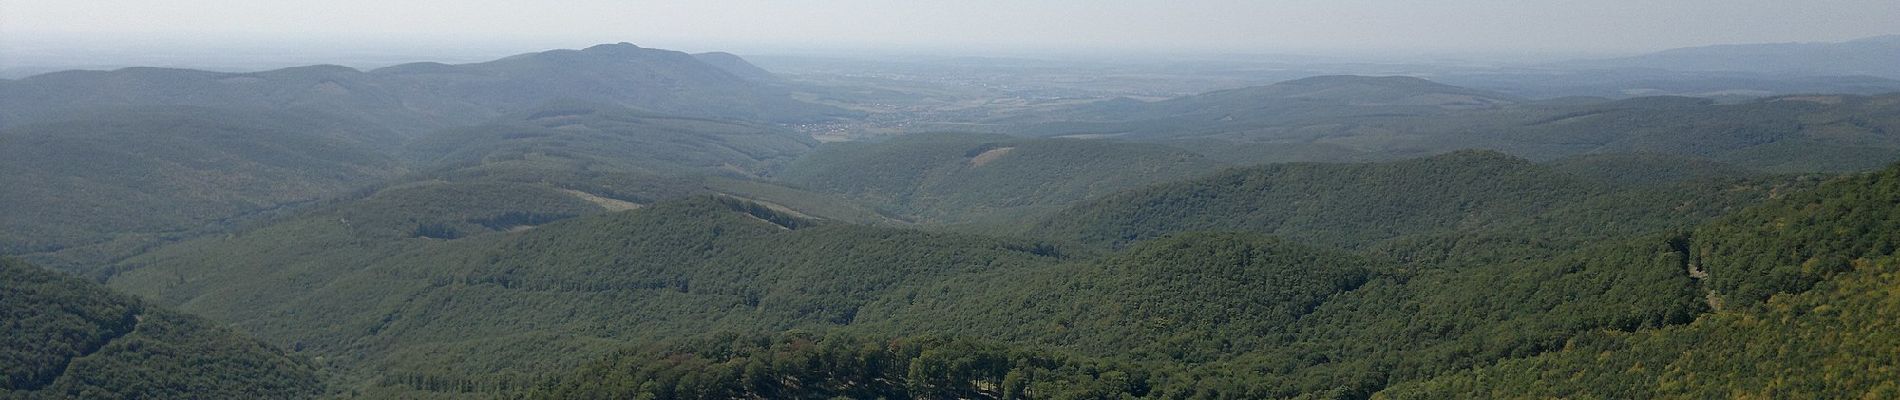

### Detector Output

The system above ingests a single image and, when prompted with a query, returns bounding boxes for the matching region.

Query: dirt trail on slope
[969,147,1016,167]
[562,189,642,211]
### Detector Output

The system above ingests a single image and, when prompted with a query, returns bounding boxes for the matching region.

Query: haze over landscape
[3,1,1900,399]
[7,0,1900,69]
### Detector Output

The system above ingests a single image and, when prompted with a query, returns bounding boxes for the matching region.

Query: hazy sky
[4,0,1898,57]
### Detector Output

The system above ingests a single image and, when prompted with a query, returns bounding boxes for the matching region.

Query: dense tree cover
[858,232,1374,362]
[403,102,818,178]
[776,132,1225,225]
[514,181,1900,399]
[1000,76,1900,172]
[548,161,1896,399]
[531,332,1180,400]
[1544,152,1760,186]
[1,258,321,398]
[1368,163,1900,396]
[1689,163,1900,309]
[16,42,1900,400]
[96,149,1864,398]
[1375,255,1900,399]
[853,230,1714,397]
[1031,150,1799,250]
[0,106,407,272]
[104,196,1077,394]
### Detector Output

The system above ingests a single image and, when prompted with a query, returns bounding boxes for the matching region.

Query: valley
[3,30,1899,399]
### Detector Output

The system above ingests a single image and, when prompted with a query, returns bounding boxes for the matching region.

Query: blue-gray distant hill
[692,52,781,82]
[0,43,852,132]
[998,75,1900,172]
[1568,35,1900,79]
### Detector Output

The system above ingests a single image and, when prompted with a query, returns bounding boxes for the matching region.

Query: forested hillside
[1003,77,1900,172]
[520,158,1900,399]
[91,149,1871,398]
[0,258,321,399]
[6,37,1900,400]
[404,102,818,178]
[1378,163,1900,398]
[0,45,855,275]
[777,133,1224,224]
[1031,150,1799,249]
[103,197,1071,395]
[0,43,847,132]
[0,106,407,273]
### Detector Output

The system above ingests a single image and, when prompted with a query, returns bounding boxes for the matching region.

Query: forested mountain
[103,197,1072,396]
[525,158,1900,399]
[88,149,1851,397]
[1543,152,1760,186]
[1003,77,1900,172]
[8,39,1900,400]
[1030,150,1798,249]
[0,106,407,273]
[998,75,1519,129]
[1380,162,1900,398]
[776,133,1225,224]
[0,43,847,132]
[405,102,818,178]
[1,258,321,399]
[0,43,855,275]
[368,43,846,124]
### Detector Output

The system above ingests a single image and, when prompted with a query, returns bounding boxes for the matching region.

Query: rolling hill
[1003,76,1900,173]
[102,197,1071,395]
[11,41,1900,400]
[1028,150,1799,249]
[0,106,407,273]
[404,101,819,178]
[90,150,1818,397]
[775,132,1226,224]
[1,258,322,399]
[1378,162,1900,398]
[997,75,1521,132]
[538,159,1900,399]
[0,43,850,133]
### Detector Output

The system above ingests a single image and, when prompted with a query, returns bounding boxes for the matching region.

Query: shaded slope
[0,106,406,273]
[691,52,780,82]
[1,258,321,399]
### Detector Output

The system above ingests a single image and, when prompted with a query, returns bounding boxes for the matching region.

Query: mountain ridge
[0,43,851,131]
[1569,34,1900,79]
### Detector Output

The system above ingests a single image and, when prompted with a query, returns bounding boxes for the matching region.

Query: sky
[3,0,1898,66]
